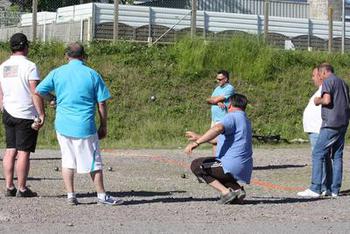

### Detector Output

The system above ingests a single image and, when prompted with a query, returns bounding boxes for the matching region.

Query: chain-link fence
[0,10,22,26]
[1,1,350,53]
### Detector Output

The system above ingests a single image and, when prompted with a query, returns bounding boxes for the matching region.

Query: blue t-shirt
[321,74,350,128]
[36,60,111,138]
[211,83,235,122]
[216,110,253,184]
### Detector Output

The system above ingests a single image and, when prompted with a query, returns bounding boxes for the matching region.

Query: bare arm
[97,101,108,140]
[185,131,217,145]
[30,80,45,128]
[314,93,331,106]
[206,95,226,105]
[0,83,3,112]
[184,124,224,155]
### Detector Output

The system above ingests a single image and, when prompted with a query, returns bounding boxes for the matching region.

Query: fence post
[43,13,46,42]
[191,0,197,38]
[264,0,269,42]
[328,7,333,53]
[91,3,96,41]
[148,7,152,46]
[308,18,312,51]
[203,11,206,39]
[113,0,119,42]
[342,0,345,54]
[32,0,38,41]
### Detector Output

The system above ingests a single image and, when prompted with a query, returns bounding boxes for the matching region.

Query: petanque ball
[150,96,156,101]
[54,167,59,171]
[108,167,113,171]
[180,173,186,179]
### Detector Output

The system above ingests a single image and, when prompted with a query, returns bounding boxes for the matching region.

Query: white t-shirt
[303,86,322,133]
[0,55,40,119]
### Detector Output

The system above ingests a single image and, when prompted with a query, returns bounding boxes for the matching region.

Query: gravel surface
[1,146,350,233]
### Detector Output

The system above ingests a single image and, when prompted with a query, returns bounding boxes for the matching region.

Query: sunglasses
[216,78,225,81]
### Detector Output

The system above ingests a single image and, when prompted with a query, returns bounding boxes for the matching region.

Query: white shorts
[56,132,103,174]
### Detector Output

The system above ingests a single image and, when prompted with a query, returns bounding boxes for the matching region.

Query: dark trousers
[190,157,240,190]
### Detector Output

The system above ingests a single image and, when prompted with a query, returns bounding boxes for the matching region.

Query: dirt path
[1,147,350,233]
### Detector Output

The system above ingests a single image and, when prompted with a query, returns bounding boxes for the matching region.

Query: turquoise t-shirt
[216,110,253,184]
[211,83,235,122]
[36,60,111,138]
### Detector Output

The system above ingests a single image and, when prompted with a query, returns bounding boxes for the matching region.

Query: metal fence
[1,2,350,52]
[0,10,22,26]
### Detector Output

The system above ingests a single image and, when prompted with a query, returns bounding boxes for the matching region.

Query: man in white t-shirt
[0,33,45,197]
[301,66,332,196]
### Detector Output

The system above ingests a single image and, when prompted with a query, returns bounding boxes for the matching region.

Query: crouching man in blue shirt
[185,94,253,204]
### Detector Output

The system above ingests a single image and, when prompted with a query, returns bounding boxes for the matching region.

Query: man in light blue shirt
[35,42,123,206]
[207,70,235,124]
[206,70,235,156]
[185,94,253,204]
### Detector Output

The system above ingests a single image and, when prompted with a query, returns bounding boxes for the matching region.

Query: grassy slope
[1,36,350,148]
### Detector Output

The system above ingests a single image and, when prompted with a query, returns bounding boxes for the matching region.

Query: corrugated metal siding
[141,0,309,18]
[20,12,57,26]
[56,3,94,22]
[16,3,350,41]
[94,4,350,40]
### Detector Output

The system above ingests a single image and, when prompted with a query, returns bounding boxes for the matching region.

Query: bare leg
[90,170,105,193]
[62,168,75,193]
[209,179,230,195]
[3,148,17,189]
[16,151,31,190]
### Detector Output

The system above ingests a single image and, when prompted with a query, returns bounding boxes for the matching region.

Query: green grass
[1,36,350,148]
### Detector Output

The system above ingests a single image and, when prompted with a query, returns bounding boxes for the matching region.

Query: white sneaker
[331,193,338,198]
[321,191,331,196]
[297,189,320,198]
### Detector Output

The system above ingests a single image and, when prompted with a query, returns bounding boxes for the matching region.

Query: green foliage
[1,36,350,148]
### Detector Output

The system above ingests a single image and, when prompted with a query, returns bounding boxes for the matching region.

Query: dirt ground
[1,146,350,233]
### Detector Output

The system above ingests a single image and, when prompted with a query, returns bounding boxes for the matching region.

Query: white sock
[97,193,106,200]
[67,192,76,199]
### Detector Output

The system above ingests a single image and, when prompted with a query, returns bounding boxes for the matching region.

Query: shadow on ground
[253,164,306,170]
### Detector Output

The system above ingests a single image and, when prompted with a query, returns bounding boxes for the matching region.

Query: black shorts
[2,109,38,152]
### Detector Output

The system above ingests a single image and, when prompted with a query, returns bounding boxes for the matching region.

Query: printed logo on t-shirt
[3,65,18,78]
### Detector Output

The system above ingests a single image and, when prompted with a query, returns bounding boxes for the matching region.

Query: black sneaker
[16,187,37,197]
[217,188,238,204]
[5,187,17,197]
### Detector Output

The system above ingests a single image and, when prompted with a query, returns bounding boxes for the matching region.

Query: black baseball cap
[10,33,29,52]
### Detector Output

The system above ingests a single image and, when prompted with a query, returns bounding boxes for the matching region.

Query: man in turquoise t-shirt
[206,70,235,155]
[35,43,123,206]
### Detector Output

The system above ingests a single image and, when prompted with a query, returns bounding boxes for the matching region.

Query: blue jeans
[308,133,333,193]
[310,126,347,194]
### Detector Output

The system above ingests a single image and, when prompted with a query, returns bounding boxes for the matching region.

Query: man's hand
[217,102,226,109]
[185,131,201,141]
[314,96,322,106]
[98,125,107,140]
[184,142,199,155]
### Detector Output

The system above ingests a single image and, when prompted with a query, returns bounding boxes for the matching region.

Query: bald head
[65,42,85,59]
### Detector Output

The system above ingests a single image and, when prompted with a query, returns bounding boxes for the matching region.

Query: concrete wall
[0,20,89,42]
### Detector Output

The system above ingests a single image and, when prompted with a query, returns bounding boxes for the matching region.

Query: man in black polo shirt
[298,63,350,198]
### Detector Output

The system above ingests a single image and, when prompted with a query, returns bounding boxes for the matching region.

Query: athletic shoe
[67,197,79,206]
[331,193,338,198]
[16,187,37,197]
[217,188,239,204]
[297,189,320,198]
[98,195,124,206]
[321,190,331,196]
[230,187,246,204]
[5,187,17,197]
